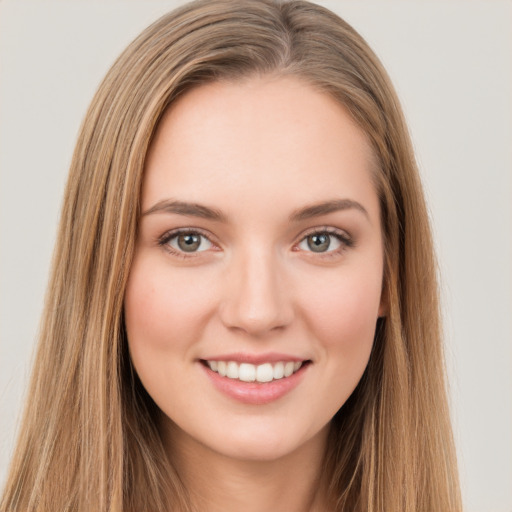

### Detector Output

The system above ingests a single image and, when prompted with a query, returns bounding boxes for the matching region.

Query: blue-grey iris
[307,233,330,252]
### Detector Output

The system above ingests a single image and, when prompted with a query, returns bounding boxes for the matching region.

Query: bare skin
[162,418,330,512]
[125,75,384,511]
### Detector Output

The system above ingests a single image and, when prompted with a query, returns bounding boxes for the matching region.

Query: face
[124,76,385,463]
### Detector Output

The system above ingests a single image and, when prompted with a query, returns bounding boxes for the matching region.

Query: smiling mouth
[201,360,310,383]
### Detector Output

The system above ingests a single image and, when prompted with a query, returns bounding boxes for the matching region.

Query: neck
[161,420,331,512]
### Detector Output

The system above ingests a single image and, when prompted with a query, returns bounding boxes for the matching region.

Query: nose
[219,248,294,336]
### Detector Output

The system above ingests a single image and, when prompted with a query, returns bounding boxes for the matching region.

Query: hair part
[1,1,461,510]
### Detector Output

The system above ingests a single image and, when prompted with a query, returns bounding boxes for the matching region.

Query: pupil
[308,234,330,252]
[178,234,200,252]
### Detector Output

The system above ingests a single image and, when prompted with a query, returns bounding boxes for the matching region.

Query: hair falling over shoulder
[1,1,462,511]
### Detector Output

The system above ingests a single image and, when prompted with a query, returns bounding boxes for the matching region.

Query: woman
[1,0,462,510]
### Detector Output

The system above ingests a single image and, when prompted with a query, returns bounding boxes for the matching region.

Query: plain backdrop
[0,1,511,511]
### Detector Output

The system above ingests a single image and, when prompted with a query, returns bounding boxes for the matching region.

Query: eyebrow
[141,199,227,221]
[141,198,369,223]
[289,199,369,222]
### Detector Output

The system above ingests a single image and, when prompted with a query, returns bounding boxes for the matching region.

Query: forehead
[142,76,379,222]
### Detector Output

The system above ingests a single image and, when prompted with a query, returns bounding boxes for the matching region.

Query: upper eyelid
[296,225,352,241]
[159,227,216,242]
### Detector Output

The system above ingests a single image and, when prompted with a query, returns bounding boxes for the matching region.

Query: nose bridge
[220,243,293,335]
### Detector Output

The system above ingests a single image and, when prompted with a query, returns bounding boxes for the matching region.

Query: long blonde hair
[1,1,461,510]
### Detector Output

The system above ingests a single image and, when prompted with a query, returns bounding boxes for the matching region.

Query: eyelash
[157,226,354,259]
[158,228,216,259]
[296,227,354,258]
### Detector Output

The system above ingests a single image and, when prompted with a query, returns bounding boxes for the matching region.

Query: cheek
[298,265,383,354]
[123,256,216,357]
[297,266,382,414]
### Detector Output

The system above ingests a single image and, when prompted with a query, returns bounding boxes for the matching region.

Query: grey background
[1,1,511,510]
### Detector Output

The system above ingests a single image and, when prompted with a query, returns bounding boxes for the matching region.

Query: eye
[162,230,213,253]
[297,230,351,254]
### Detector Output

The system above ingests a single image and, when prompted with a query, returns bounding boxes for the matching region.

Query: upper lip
[200,352,309,365]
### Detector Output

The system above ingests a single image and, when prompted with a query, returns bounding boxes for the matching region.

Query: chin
[219,437,296,462]
[199,420,329,464]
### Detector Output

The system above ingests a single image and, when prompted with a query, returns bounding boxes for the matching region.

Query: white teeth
[239,363,256,382]
[256,363,273,383]
[207,360,304,382]
[226,361,239,379]
[284,361,294,377]
[217,361,227,377]
[273,362,284,379]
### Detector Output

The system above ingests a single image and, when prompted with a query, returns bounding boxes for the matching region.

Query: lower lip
[201,363,308,405]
